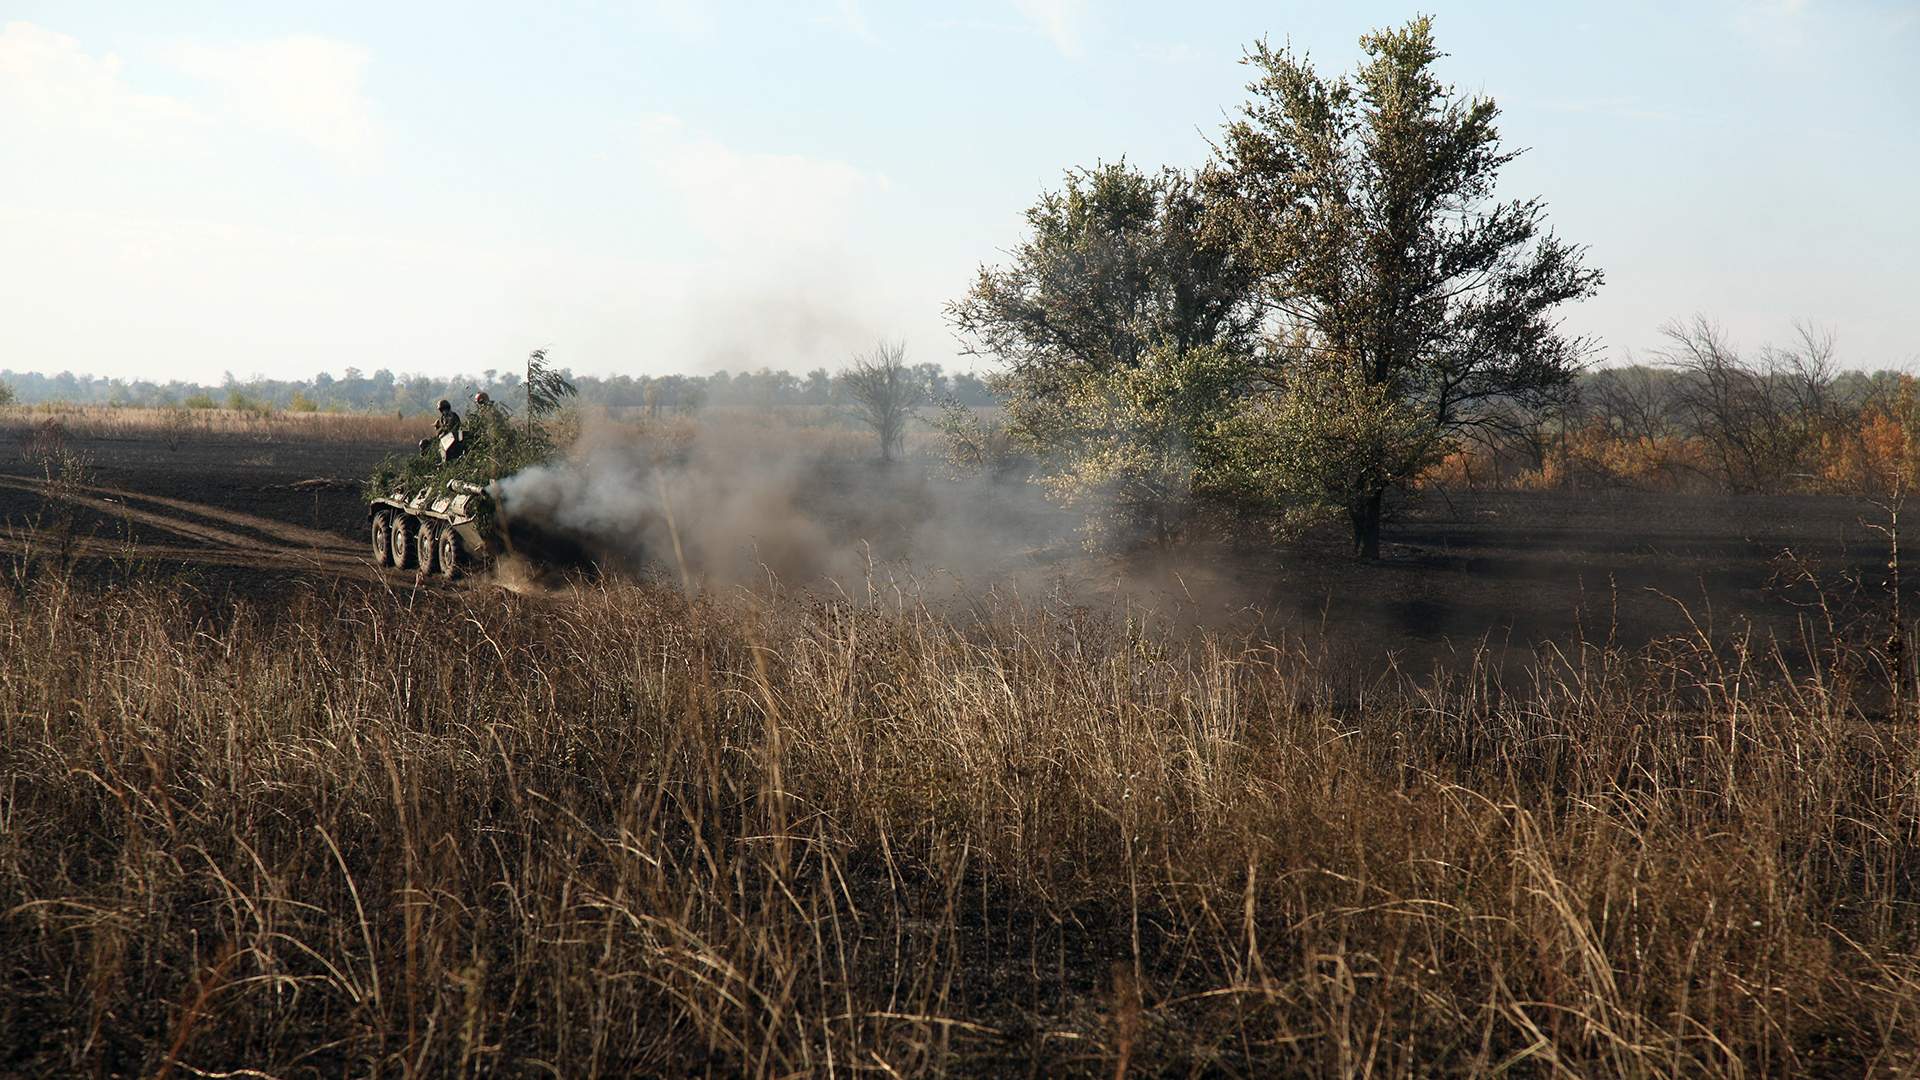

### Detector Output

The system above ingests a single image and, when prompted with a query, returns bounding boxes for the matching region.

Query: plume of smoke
[492,415,1072,598]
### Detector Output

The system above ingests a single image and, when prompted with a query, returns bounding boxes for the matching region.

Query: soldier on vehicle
[433,399,464,461]
[470,390,511,421]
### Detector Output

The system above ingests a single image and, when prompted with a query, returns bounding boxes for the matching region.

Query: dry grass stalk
[0,566,1916,1075]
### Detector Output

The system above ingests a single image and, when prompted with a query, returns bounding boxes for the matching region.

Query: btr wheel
[417,521,439,573]
[391,514,416,569]
[435,526,461,578]
[370,510,393,566]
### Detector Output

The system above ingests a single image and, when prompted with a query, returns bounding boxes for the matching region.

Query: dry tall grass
[1,405,424,446]
[1,567,1916,1076]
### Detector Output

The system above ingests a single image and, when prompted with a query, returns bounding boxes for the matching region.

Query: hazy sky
[2,1,1916,384]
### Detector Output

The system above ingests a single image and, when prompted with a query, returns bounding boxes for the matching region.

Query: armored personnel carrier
[367,480,490,577]
[365,359,585,579]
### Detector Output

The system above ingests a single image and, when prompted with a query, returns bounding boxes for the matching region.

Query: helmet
[437,399,451,411]
[473,391,491,405]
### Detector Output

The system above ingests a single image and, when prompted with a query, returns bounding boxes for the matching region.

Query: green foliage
[950,162,1255,417]
[933,399,1026,481]
[365,403,561,503]
[1211,361,1444,540]
[225,388,270,414]
[288,390,318,412]
[524,348,577,420]
[0,361,996,413]
[954,17,1602,557]
[1203,16,1601,553]
[1037,344,1246,547]
[182,392,217,410]
[949,162,1257,383]
[948,162,1257,544]
[367,348,578,507]
[0,380,14,408]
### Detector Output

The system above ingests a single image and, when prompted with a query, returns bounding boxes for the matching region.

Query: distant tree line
[0,362,998,415]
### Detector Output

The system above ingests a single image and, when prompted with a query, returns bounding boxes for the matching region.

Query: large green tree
[949,161,1257,386]
[946,161,1258,544]
[1205,17,1602,557]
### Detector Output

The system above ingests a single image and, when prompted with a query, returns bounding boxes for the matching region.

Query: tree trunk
[1350,488,1385,560]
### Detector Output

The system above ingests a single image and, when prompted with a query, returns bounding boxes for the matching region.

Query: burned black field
[1,422,1905,663]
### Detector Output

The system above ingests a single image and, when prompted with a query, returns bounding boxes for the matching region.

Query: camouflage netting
[365,407,560,504]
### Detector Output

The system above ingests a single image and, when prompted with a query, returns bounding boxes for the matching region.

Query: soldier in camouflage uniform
[433,399,464,461]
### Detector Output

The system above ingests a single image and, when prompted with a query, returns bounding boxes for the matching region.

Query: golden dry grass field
[1,409,1918,1076]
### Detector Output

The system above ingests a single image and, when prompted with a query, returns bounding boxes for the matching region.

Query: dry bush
[5,421,97,576]
[1423,337,1880,496]
[1657,319,1844,493]
[1,569,1917,1076]
[19,417,81,480]
[840,341,926,463]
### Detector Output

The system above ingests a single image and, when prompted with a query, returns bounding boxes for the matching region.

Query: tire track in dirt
[0,533,345,572]
[81,479,361,552]
[0,474,376,577]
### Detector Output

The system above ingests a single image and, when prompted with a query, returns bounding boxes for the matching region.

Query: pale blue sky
[2,1,1915,383]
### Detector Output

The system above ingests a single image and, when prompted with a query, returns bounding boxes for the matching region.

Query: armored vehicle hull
[368,480,490,578]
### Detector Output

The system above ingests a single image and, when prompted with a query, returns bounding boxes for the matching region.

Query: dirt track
[1,422,1910,660]
[0,428,397,594]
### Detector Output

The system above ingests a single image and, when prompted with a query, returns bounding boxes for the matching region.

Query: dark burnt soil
[1091,488,1902,670]
[0,427,397,597]
[985,487,1902,672]
[1,425,1907,665]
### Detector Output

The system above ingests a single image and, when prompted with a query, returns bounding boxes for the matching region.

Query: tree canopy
[1204,17,1602,554]
[947,162,1259,544]
[949,17,1602,557]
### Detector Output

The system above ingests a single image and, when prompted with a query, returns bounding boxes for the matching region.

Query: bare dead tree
[1658,316,1841,492]
[1457,387,1578,487]
[839,340,925,463]
[1585,363,1681,444]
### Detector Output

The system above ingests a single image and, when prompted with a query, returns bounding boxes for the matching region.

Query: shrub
[934,400,1027,482]
[1035,343,1244,547]
[225,388,270,415]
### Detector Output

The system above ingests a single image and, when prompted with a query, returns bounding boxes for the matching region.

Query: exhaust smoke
[491,417,1070,597]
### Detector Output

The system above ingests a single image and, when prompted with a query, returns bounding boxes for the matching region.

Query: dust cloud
[491,417,1070,599]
